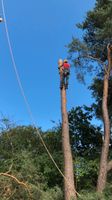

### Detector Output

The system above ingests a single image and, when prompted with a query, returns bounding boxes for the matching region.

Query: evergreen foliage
[68,0,112,81]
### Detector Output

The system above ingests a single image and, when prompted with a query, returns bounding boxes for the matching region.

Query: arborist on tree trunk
[58,59,70,90]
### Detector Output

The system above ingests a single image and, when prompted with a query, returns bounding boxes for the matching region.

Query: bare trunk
[61,86,77,200]
[97,73,110,192]
[97,45,112,192]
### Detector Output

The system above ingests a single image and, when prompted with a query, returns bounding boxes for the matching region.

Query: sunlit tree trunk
[97,73,110,192]
[61,86,77,200]
[58,59,77,199]
[97,45,112,192]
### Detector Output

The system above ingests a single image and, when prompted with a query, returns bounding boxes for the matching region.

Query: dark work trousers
[61,69,70,89]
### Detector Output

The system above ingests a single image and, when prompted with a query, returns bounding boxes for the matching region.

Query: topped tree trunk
[58,59,77,200]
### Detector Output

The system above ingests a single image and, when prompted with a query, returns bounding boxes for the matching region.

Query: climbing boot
[60,85,63,90]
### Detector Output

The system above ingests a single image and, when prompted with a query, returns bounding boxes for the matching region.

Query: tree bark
[61,86,77,200]
[97,45,112,192]
[97,73,110,192]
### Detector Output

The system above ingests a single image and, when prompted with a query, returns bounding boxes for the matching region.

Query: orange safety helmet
[63,59,68,63]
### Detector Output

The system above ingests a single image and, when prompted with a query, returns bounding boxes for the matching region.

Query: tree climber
[60,59,70,89]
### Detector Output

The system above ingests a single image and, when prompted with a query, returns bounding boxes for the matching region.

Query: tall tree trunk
[97,45,112,192]
[97,73,110,192]
[61,86,77,200]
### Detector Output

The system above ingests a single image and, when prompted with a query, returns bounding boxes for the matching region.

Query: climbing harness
[59,68,70,89]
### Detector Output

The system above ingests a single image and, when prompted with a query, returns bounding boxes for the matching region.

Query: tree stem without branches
[58,59,77,200]
[61,87,77,200]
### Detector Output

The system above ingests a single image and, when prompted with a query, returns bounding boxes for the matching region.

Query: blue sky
[0,0,96,130]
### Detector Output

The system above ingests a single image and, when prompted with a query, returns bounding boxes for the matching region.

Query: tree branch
[81,55,109,74]
[86,55,104,65]
[0,172,31,197]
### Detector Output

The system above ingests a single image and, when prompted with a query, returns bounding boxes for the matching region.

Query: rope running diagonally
[1,0,81,198]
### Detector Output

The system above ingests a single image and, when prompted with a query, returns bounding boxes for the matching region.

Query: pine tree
[68,0,112,192]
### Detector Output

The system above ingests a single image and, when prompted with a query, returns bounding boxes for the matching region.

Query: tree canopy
[68,0,112,81]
